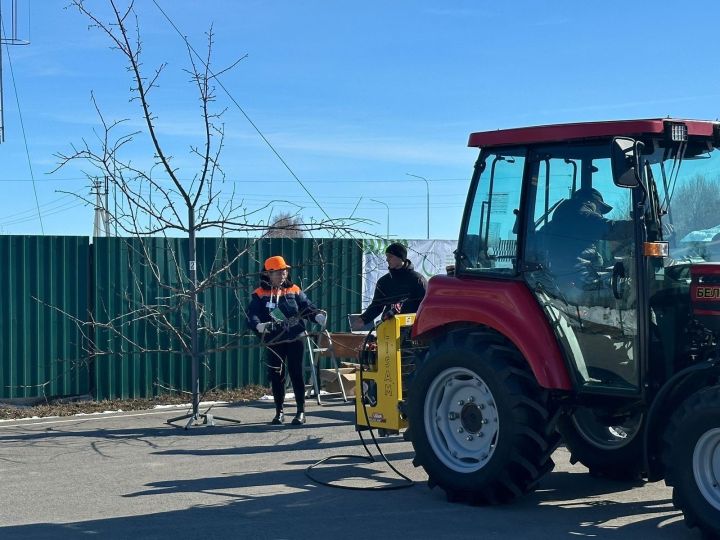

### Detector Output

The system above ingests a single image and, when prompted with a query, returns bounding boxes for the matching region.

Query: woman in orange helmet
[247,255,326,425]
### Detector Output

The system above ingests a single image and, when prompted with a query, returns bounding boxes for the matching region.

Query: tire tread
[409,328,559,505]
[662,386,720,537]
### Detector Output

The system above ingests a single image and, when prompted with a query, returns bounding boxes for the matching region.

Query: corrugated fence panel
[197,237,262,393]
[92,237,364,399]
[0,236,90,399]
[93,237,188,400]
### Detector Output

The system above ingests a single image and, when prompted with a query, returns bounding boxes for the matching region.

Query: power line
[10,174,540,185]
[126,186,467,209]
[230,177,470,184]
[0,176,95,182]
[1,202,85,227]
[151,0,340,235]
[0,193,83,222]
[0,200,86,227]
[1,11,43,233]
[226,192,467,201]
[0,175,472,184]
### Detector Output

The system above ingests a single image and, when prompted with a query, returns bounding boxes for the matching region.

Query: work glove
[255,322,271,334]
[314,311,327,326]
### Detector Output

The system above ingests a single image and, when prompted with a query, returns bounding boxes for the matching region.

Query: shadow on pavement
[0,399,702,540]
[0,468,698,540]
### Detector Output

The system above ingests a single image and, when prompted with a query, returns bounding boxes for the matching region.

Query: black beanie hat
[385,242,407,261]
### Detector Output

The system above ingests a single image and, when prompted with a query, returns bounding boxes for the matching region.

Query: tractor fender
[644,361,720,481]
[412,275,572,390]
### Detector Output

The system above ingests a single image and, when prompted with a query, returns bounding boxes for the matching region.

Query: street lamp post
[371,198,390,240]
[406,173,430,239]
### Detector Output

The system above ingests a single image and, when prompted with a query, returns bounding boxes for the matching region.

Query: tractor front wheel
[407,329,559,504]
[663,386,720,537]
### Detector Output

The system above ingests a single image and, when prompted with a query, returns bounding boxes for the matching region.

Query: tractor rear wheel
[662,386,720,538]
[557,407,645,480]
[407,329,559,504]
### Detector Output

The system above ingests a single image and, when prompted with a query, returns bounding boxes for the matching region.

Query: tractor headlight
[666,122,688,142]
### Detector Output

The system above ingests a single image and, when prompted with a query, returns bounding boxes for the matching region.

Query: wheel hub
[423,366,500,473]
[460,403,484,434]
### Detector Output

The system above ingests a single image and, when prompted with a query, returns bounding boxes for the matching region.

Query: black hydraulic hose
[304,324,414,491]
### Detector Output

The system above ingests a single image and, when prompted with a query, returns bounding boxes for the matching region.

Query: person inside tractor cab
[545,187,633,304]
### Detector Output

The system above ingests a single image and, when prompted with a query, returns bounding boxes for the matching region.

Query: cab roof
[468,118,718,148]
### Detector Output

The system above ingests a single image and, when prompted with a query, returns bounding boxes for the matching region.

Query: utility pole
[0,1,31,143]
[91,177,112,237]
[406,173,430,239]
[91,178,105,237]
[104,175,110,236]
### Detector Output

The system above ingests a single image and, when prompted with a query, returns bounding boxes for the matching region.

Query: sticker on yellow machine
[695,287,720,299]
[370,412,386,423]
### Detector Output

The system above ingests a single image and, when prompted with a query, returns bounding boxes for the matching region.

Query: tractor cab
[407,119,720,538]
[454,119,720,399]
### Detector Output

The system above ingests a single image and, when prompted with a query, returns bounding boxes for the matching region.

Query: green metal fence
[0,236,90,399]
[0,235,364,400]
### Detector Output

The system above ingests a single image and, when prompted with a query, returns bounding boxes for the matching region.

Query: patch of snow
[75,410,124,416]
[152,400,228,410]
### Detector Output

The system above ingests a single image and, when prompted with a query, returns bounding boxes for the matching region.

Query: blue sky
[0,0,719,239]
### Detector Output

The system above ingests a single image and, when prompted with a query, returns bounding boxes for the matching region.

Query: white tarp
[681,224,720,243]
[361,239,457,310]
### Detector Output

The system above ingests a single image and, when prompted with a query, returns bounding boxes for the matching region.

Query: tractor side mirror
[611,137,644,188]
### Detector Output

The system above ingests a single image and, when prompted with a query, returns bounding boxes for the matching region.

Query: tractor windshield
[647,143,720,263]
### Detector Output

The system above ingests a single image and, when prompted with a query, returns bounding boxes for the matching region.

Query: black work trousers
[266,339,306,413]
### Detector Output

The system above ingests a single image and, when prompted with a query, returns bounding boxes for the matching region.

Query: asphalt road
[0,398,703,540]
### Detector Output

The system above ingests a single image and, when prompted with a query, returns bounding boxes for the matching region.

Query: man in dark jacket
[351,242,427,330]
[547,188,633,289]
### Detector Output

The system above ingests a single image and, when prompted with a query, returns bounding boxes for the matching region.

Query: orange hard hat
[264,255,291,271]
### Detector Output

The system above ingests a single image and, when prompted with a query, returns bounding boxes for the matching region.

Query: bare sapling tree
[49,0,365,426]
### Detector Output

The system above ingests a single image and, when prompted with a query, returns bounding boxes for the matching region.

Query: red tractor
[406,119,720,537]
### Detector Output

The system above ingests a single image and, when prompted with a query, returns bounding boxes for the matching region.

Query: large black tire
[662,386,720,538]
[557,407,645,480]
[407,329,559,504]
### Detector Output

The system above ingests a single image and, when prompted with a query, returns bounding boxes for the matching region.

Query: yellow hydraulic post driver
[355,313,415,434]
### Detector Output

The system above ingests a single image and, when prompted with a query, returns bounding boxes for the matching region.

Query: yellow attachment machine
[355,314,416,433]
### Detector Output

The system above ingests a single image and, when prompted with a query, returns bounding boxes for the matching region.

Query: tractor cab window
[648,145,720,263]
[458,149,525,274]
[523,144,640,393]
